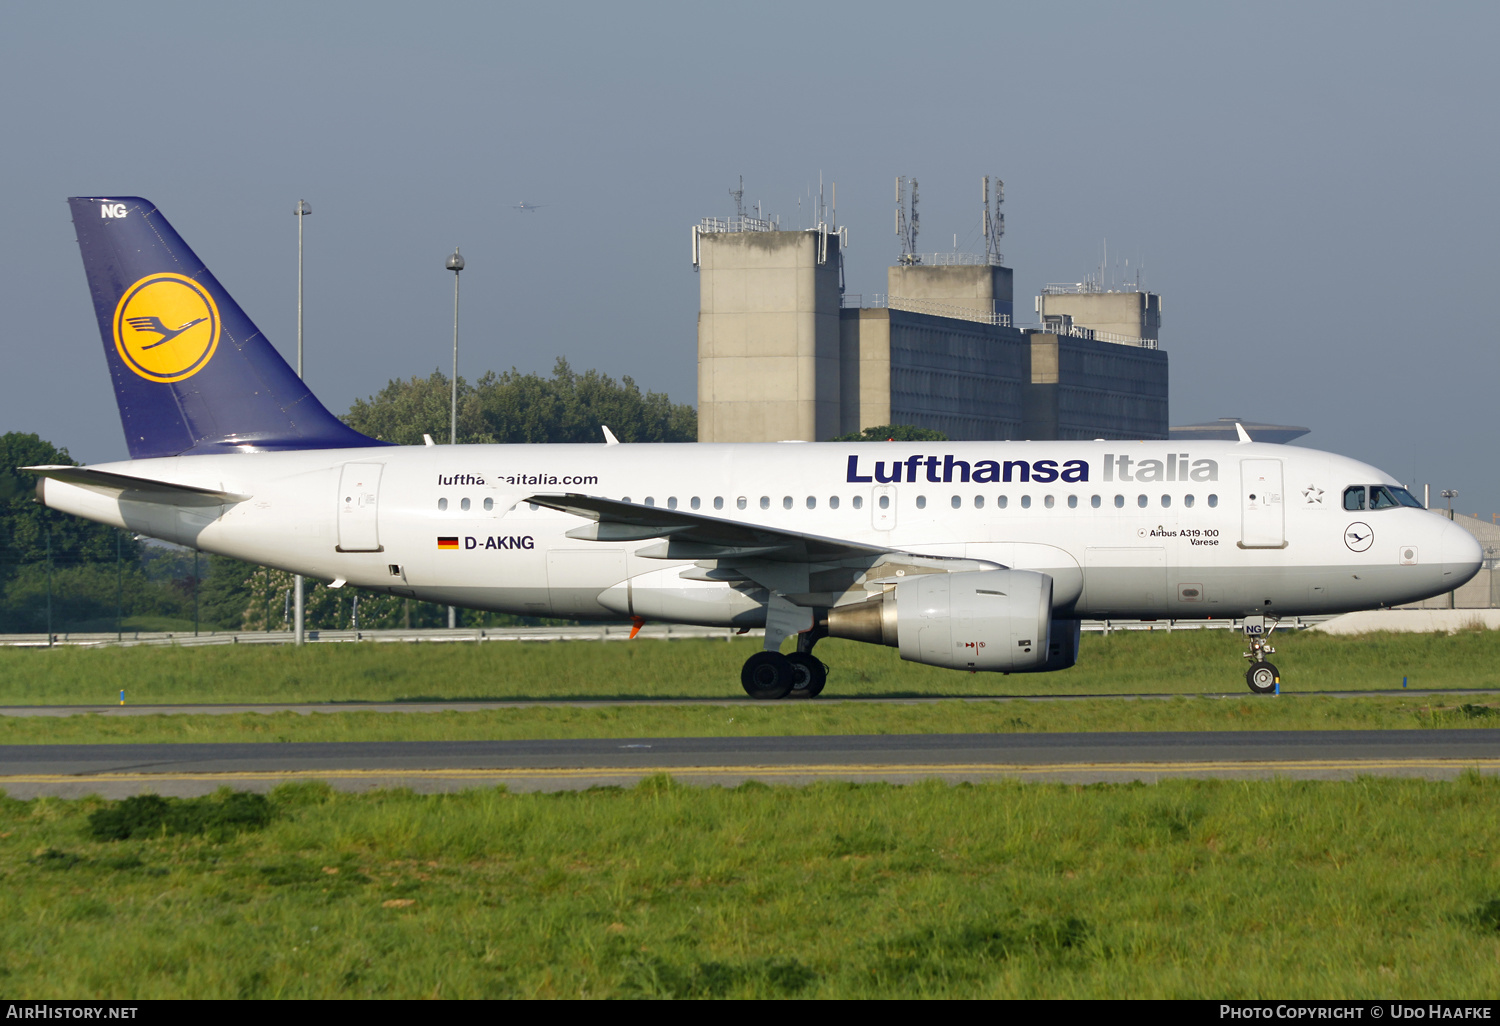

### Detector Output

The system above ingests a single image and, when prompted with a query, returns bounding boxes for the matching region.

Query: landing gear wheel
[786,653,828,699]
[741,651,795,700]
[1246,661,1280,695]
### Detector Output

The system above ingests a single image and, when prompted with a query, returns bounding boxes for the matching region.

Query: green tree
[344,357,696,445]
[829,425,950,442]
[0,433,141,586]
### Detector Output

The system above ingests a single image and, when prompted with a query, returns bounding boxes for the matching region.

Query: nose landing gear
[1242,616,1280,694]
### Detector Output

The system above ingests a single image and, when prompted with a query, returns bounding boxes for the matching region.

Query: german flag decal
[437,537,459,550]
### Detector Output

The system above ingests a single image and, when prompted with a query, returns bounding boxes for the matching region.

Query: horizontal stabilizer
[24,465,250,507]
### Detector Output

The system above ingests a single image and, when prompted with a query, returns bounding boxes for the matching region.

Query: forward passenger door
[1240,459,1285,548]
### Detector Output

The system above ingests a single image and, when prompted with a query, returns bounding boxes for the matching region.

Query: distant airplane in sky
[513,201,546,213]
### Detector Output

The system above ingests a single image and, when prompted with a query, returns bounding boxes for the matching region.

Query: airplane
[513,202,546,213]
[29,197,1484,699]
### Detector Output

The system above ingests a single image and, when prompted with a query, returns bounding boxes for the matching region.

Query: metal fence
[899,253,1005,267]
[0,617,1333,650]
[840,293,1013,327]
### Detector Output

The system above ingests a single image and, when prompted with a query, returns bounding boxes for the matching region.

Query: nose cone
[1437,518,1484,590]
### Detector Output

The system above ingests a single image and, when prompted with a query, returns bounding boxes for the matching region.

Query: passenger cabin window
[691,497,701,510]
[1114,495,1125,508]
[1068,495,1078,509]
[1184,494,1195,508]
[829,496,840,509]
[1208,494,1219,507]
[915,495,927,509]
[645,497,656,507]
[878,495,890,510]
[783,496,793,510]
[714,497,724,510]
[852,495,864,509]
[1091,495,1101,508]
[1021,495,1031,509]
[483,497,493,511]
[1044,495,1055,509]
[951,495,961,509]
[460,498,471,511]
[760,496,770,510]
[997,495,1008,509]
[1138,495,1148,508]
[1161,495,1171,508]
[667,497,678,510]
[1344,486,1366,511]
[737,497,747,510]
[974,495,984,509]
[806,496,816,509]
[438,498,448,511]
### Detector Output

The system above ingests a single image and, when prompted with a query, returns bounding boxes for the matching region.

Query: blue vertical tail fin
[68,196,388,459]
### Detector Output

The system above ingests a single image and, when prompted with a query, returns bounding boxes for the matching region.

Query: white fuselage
[37,440,1483,625]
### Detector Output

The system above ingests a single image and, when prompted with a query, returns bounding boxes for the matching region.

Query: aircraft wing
[24,465,251,507]
[526,492,893,562]
[527,493,999,636]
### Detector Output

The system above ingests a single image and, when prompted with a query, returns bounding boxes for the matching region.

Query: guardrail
[697,216,776,233]
[1019,323,1158,349]
[840,293,1013,327]
[0,618,1332,649]
[899,253,1004,267]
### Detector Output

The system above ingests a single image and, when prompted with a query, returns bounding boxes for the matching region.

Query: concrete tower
[695,223,843,443]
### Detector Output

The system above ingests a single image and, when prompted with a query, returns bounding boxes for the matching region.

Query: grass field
[2,628,1498,707]
[2,693,1498,746]
[1,629,1496,744]
[2,776,1498,998]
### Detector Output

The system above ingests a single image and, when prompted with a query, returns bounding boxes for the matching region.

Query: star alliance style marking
[1302,485,1324,504]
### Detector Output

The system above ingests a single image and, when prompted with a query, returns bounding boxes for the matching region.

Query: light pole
[446,246,464,630]
[293,199,312,646]
[1441,489,1459,608]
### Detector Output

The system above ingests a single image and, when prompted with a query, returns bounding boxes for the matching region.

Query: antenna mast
[895,176,920,264]
[982,175,1005,265]
[729,175,745,219]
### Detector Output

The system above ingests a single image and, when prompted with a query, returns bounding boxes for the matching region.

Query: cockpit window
[1370,485,1423,510]
[1343,486,1365,511]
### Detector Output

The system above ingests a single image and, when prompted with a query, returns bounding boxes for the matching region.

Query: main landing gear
[1242,616,1280,695]
[740,629,828,700]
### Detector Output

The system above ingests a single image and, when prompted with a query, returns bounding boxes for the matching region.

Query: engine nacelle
[1017,618,1081,673]
[827,569,1054,672]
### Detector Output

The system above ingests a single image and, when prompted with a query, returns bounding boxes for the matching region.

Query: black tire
[1246,660,1279,695]
[741,651,795,700]
[786,653,828,699]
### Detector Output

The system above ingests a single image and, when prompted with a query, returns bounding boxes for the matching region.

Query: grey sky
[3,1,1496,515]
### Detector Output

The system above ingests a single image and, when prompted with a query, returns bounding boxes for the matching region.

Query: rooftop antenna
[730,175,745,218]
[982,175,1005,264]
[896,176,920,264]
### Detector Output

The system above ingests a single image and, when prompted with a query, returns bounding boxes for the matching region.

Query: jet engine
[826,569,1055,672]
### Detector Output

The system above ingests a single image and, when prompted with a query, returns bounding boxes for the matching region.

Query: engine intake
[827,569,1055,672]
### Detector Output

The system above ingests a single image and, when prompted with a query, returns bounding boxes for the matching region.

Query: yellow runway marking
[3,757,1499,784]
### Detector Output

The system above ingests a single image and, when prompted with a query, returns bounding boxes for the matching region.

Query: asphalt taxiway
[2,729,1497,797]
[3,687,1498,717]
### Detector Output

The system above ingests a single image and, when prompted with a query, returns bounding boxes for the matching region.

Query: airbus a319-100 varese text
[32,197,1482,698]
